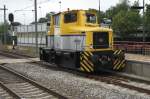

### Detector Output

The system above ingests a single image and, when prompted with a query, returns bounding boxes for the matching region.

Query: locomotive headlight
[98,38,104,43]
[90,44,93,49]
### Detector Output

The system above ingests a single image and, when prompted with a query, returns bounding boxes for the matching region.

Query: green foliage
[0,22,9,34]
[0,23,5,34]
[12,22,22,26]
[30,12,55,24]
[38,17,47,23]
[46,12,55,22]
[97,11,106,23]
[112,10,141,38]
[104,0,142,39]
[88,8,106,24]
[105,0,129,19]
[0,22,10,44]
[145,4,150,35]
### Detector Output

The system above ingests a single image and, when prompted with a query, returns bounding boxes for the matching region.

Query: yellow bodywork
[41,10,126,72]
[48,10,113,52]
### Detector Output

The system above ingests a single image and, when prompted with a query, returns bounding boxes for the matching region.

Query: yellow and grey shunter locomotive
[40,10,126,72]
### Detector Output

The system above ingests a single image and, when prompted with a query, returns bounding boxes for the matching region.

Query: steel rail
[1,50,150,95]
[0,64,67,99]
[0,81,21,99]
[89,75,150,95]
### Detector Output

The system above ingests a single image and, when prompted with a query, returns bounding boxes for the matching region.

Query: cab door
[53,14,62,49]
[54,14,61,35]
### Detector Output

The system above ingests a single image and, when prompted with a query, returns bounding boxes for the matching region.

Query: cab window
[64,12,77,23]
[54,15,60,26]
[86,13,96,23]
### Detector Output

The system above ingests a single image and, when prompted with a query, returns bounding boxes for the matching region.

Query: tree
[30,12,55,24]
[0,23,5,34]
[38,17,47,23]
[46,12,55,22]
[98,11,106,24]
[105,0,129,19]
[106,0,141,39]
[145,4,150,36]
[88,8,106,24]
[0,22,9,34]
[0,22,10,44]
[12,22,22,26]
[112,10,141,38]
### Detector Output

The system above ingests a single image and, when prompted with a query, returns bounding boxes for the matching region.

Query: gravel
[0,55,11,59]
[4,63,150,99]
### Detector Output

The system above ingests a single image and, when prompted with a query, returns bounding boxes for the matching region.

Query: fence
[0,33,17,45]
[15,23,48,47]
[114,41,150,55]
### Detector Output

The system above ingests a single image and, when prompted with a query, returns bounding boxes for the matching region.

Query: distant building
[14,23,49,47]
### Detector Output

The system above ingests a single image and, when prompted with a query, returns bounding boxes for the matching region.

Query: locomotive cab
[40,10,126,72]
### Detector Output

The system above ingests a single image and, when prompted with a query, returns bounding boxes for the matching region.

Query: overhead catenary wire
[14,0,51,24]
[17,0,50,11]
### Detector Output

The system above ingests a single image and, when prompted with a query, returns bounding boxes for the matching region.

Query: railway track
[88,74,150,95]
[0,50,34,59]
[0,81,19,99]
[1,50,150,96]
[0,64,67,99]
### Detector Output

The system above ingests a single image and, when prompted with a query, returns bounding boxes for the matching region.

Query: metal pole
[0,5,8,45]
[98,0,101,25]
[143,0,145,42]
[4,5,7,45]
[12,26,15,49]
[59,1,61,12]
[34,0,38,53]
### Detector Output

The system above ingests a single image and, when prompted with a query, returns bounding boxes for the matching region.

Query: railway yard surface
[1,1,150,98]
[0,51,150,99]
[126,53,150,63]
[0,55,67,99]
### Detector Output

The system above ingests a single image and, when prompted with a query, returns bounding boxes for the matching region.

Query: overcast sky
[0,0,150,24]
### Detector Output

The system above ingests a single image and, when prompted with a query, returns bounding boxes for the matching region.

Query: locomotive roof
[53,9,96,16]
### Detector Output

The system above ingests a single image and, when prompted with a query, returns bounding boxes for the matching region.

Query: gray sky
[0,0,149,24]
